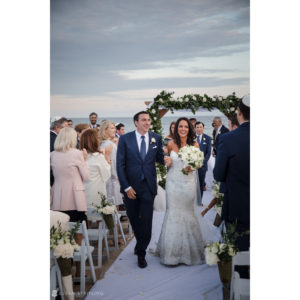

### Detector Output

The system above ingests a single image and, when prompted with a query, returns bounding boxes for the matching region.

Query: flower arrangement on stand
[50,221,80,300]
[205,223,249,284]
[211,181,224,226]
[178,145,204,175]
[93,193,116,230]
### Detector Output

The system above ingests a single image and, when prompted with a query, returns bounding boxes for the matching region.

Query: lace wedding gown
[154,151,206,265]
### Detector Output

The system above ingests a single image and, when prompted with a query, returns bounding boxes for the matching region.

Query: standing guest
[50,117,68,152]
[213,95,250,263]
[67,119,73,128]
[163,121,176,154]
[212,116,229,156]
[50,117,68,186]
[228,114,240,131]
[99,121,124,208]
[195,122,211,197]
[89,112,100,128]
[79,129,111,208]
[50,127,90,222]
[115,123,125,138]
[189,118,197,129]
[74,123,90,148]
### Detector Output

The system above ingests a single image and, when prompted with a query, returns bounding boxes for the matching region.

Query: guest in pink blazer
[51,127,90,223]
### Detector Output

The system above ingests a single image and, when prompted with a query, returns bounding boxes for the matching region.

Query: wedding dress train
[154,151,206,265]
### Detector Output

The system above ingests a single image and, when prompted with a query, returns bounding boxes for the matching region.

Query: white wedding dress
[154,151,206,265]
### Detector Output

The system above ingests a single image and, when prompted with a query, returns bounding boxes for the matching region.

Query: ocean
[68,113,228,139]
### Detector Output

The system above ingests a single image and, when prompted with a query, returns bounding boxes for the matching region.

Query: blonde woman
[50,127,90,223]
[98,121,123,207]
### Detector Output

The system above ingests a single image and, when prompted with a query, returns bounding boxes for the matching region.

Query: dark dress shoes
[137,256,147,268]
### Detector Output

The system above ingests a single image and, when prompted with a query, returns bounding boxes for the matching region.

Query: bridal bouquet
[93,193,116,229]
[50,221,80,276]
[178,145,204,175]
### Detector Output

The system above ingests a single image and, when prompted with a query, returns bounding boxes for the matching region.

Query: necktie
[197,135,201,145]
[140,136,146,160]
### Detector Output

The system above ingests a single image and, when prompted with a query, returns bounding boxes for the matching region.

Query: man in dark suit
[117,111,170,268]
[213,95,250,255]
[212,117,229,156]
[50,117,68,186]
[195,122,211,198]
[89,112,100,128]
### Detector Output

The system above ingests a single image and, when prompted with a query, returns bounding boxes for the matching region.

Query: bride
[154,117,206,266]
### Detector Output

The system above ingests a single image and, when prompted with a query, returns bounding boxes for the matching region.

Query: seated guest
[79,129,111,208]
[50,127,90,223]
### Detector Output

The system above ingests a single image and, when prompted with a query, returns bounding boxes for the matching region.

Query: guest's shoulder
[149,131,161,139]
[203,133,211,140]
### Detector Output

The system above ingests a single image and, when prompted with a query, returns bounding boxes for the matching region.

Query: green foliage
[147,90,241,188]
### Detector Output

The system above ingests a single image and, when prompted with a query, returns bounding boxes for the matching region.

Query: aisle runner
[86,190,223,300]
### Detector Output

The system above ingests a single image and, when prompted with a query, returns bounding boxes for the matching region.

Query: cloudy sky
[50,0,249,117]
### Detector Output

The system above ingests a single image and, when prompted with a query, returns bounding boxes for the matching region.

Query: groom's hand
[126,187,137,199]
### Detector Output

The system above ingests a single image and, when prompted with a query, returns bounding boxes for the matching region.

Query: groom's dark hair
[238,101,250,121]
[133,111,149,123]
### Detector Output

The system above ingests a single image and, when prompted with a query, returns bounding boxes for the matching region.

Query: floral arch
[145,90,242,188]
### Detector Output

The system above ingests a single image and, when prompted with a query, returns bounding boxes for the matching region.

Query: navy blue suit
[213,122,250,251]
[196,133,211,197]
[116,131,164,257]
[213,125,229,156]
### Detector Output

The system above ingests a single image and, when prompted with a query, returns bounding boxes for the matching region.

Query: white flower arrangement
[154,117,157,120]
[93,193,116,216]
[205,241,236,266]
[50,222,80,259]
[150,137,156,144]
[218,96,222,101]
[212,181,224,212]
[178,145,204,175]
[151,109,156,114]
[203,97,207,102]
[159,98,163,103]
[192,96,197,101]
[184,97,189,102]
[179,98,183,102]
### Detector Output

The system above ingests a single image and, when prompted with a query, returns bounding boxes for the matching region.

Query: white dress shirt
[135,130,149,154]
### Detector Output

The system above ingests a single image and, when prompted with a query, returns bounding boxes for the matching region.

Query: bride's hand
[164,156,172,167]
[184,165,193,173]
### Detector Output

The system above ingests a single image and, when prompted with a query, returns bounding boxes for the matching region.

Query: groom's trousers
[123,180,155,257]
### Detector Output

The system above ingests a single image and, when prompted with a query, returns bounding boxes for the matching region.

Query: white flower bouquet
[178,145,204,175]
[50,221,80,276]
[93,193,116,229]
[211,181,224,226]
[205,241,236,265]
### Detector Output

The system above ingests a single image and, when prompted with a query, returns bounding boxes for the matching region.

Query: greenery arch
[146,90,242,188]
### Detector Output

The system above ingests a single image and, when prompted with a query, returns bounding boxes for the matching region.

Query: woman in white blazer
[79,129,111,208]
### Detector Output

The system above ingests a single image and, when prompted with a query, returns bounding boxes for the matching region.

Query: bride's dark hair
[173,117,196,148]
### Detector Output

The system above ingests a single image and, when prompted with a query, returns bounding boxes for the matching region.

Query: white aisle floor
[85,185,223,300]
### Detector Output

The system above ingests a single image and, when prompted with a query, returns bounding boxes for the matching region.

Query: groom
[116,111,171,268]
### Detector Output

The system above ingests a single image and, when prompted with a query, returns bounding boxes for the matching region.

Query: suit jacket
[50,131,57,152]
[213,125,229,155]
[213,122,250,224]
[196,133,211,170]
[51,149,90,212]
[90,124,100,128]
[116,131,164,196]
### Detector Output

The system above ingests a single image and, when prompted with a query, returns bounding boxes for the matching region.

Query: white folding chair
[70,221,96,296]
[86,207,110,268]
[230,251,250,300]
[108,197,127,249]
[50,253,65,300]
